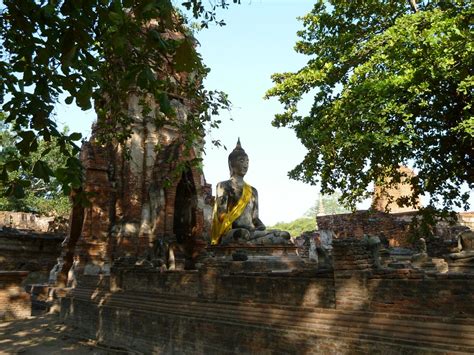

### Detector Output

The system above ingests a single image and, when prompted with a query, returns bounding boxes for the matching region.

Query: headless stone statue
[448,230,474,260]
[211,139,291,246]
[49,258,64,285]
[362,234,382,269]
[411,237,428,262]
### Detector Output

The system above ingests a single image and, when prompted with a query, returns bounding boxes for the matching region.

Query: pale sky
[57,0,320,225]
[195,0,320,225]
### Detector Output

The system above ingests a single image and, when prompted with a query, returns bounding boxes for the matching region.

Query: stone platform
[204,245,309,273]
[207,245,299,257]
[448,258,474,273]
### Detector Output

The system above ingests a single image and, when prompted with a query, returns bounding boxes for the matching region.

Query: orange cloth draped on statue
[210,182,252,245]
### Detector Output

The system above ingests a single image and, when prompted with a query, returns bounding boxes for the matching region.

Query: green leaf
[76,81,93,110]
[266,2,473,218]
[8,183,25,199]
[41,148,52,157]
[123,0,134,7]
[157,92,173,116]
[5,160,20,171]
[0,0,230,216]
[32,160,54,182]
[108,12,123,25]
[68,132,82,141]
[173,39,199,72]
[0,168,8,182]
[16,131,36,155]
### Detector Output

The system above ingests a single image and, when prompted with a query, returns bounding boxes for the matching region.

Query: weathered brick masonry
[318,210,473,248]
[332,238,474,317]
[0,271,30,320]
[60,238,474,354]
[0,230,63,274]
[0,211,55,231]
[54,11,474,353]
[0,229,64,317]
[68,123,211,280]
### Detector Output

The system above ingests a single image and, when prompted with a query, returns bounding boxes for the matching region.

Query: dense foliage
[266,1,473,216]
[0,0,233,199]
[269,217,316,239]
[0,114,71,215]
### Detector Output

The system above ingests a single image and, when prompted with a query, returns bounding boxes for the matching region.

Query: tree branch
[408,0,419,13]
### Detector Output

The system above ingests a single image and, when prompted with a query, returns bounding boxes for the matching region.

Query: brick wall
[372,166,420,213]
[332,238,474,317]
[334,269,474,317]
[0,211,55,232]
[70,239,474,322]
[318,210,415,247]
[0,271,30,320]
[61,252,474,354]
[366,272,474,316]
[0,230,63,273]
[318,210,473,248]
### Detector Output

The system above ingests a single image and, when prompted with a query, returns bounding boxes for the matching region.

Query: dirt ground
[0,314,131,355]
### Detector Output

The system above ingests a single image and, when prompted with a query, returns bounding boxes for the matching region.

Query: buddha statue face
[228,139,249,177]
[230,154,249,177]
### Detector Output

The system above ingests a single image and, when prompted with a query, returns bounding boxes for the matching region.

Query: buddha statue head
[228,138,249,177]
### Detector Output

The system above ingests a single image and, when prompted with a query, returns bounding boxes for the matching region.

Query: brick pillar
[332,238,373,311]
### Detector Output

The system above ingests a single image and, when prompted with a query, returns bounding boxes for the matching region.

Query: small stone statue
[67,259,80,288]
[308,237,318,263]
[411,237,429,263]
[362,234,382,269]
[48,258,64,285]
[211,139,291,246]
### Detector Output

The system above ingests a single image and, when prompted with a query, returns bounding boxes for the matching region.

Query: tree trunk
[57,188,85,288]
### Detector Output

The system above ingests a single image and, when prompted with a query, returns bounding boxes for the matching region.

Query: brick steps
[67,288,474,353]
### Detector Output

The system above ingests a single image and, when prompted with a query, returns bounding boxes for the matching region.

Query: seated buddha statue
[211,139,291,246]
[448,230,474,261]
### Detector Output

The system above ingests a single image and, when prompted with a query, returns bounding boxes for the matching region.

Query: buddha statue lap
[211,139,291,246]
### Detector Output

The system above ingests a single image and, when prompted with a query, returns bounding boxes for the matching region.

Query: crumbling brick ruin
[373,166,420,213]
[52,14,214,289]
[59,237,474,354]
[62,116,212,283]
[0,227,63,320]
[0,271,30,320]
[317,210,474,248]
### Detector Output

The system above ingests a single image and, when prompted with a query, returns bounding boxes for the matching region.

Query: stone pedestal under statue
[204,245,308,274]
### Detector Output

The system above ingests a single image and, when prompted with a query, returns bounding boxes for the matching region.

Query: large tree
[0,0,232,199]
[266,0,473,217]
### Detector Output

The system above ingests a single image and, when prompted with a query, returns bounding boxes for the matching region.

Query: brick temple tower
[57,15,213,286]
[372,166,420,213]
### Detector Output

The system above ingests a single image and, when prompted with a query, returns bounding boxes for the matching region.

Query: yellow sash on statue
[211,182,252,245]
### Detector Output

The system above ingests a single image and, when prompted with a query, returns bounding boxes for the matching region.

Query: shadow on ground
[0,314,129,354]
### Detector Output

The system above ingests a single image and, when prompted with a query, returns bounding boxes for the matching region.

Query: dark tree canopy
[0,0,233,200]
[266,0,473,215]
